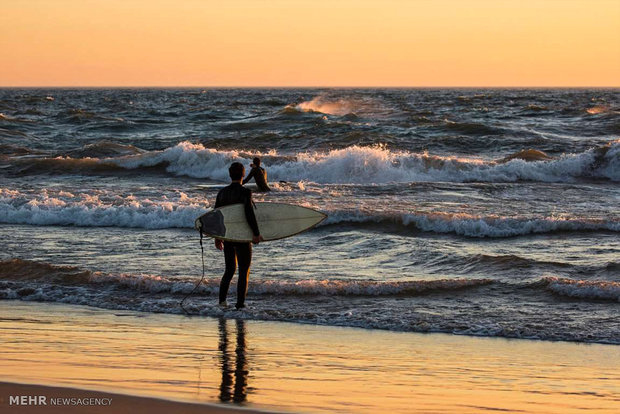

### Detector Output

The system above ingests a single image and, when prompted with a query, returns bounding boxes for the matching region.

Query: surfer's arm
[213,193,224,250]
[243,192,260,237]
[214,192,222,209]
[242,169,254,185]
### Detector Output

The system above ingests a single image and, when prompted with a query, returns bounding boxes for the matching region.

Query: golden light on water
[1,0,619,86]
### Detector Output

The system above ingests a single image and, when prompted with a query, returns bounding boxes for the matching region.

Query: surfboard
[194,202,327,242]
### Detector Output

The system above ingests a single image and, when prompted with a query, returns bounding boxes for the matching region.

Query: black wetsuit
[215,182,260,308]
[242,166,271,192]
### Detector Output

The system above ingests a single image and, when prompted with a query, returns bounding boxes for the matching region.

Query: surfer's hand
[215,239,224,251]
[252,235,263,244]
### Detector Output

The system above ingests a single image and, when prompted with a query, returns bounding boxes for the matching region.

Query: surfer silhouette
[242,157,271,192]
[214,162,263,309]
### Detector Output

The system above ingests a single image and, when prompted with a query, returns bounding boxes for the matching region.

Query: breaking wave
[1,188,618,237]
[284,95,384,117]
[542,277,620,302]
[0,188,208,229]
[1,259,617,343]
[4,260,617,302]
[325,211,620,238]
[4,140,620,183]
[0,259,493,297]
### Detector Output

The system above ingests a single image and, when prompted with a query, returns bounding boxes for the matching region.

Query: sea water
[0,88,618,343]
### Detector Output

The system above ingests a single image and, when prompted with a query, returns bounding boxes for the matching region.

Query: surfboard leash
[180,231,207,315]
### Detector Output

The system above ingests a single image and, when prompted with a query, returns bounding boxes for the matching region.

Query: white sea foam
[111,141,239,180]
[9,140,620,183]
[284,95,388,117]
[293,97,358,116]
[1,188,618,237]
[102,140,620,183]
[0,188,209,229]
[543,277,620,302]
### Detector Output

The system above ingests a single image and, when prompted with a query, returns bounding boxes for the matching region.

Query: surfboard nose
[196,210,227,238]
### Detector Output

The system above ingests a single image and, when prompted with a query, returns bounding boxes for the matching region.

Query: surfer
[214,162,264,309]
[242,157,271,192]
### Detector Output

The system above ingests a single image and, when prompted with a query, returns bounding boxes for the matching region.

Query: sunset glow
[2,0,619,87]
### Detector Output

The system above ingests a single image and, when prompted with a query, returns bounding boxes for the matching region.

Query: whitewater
[6,139,620,183]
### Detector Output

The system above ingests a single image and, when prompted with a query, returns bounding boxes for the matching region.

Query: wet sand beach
[1,301,618,413]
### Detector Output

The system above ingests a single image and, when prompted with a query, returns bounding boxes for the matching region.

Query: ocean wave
[4,260,618,302]
[442,119,505,136]
[0,188,208,229]
[0,144,38,156]
[4,140,619,183]
[62,141,144,158]
[325,211,620,238]
[497,149,554,163]
[1,259,617,343]
[457,94,487,102]
[425,253,573,274]
[89,139,620,184]
[7,157,138,176]
[542,277,620,302]
[1,188,618,237]
[0,113,35,123]
[0,128,30,138]
[0,259,492,296]
[285,95,379,117]
[524,104,549,111]
[59,108,126,124]
[585,105,619,115]
[0,258,91,284]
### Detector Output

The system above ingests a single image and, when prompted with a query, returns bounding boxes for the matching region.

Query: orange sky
[1,0,619,87]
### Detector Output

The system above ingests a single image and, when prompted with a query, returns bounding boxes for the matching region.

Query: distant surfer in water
[243,157,271,192]
[214,162,263,309]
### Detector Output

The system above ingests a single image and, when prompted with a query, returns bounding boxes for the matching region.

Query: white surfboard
[195,202,327,242]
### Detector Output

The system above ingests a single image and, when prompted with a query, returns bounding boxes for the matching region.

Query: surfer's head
[252,157,261,167]
[229,162,245,181]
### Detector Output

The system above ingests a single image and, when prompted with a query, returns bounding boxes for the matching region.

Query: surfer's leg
[219,242,237,304]
[235,243,252,308]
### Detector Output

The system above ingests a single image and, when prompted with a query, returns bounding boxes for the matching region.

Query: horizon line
[1,85,619,89]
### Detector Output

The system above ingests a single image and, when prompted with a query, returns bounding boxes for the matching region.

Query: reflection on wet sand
[218,318,249,403]
[1,303,618,413]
